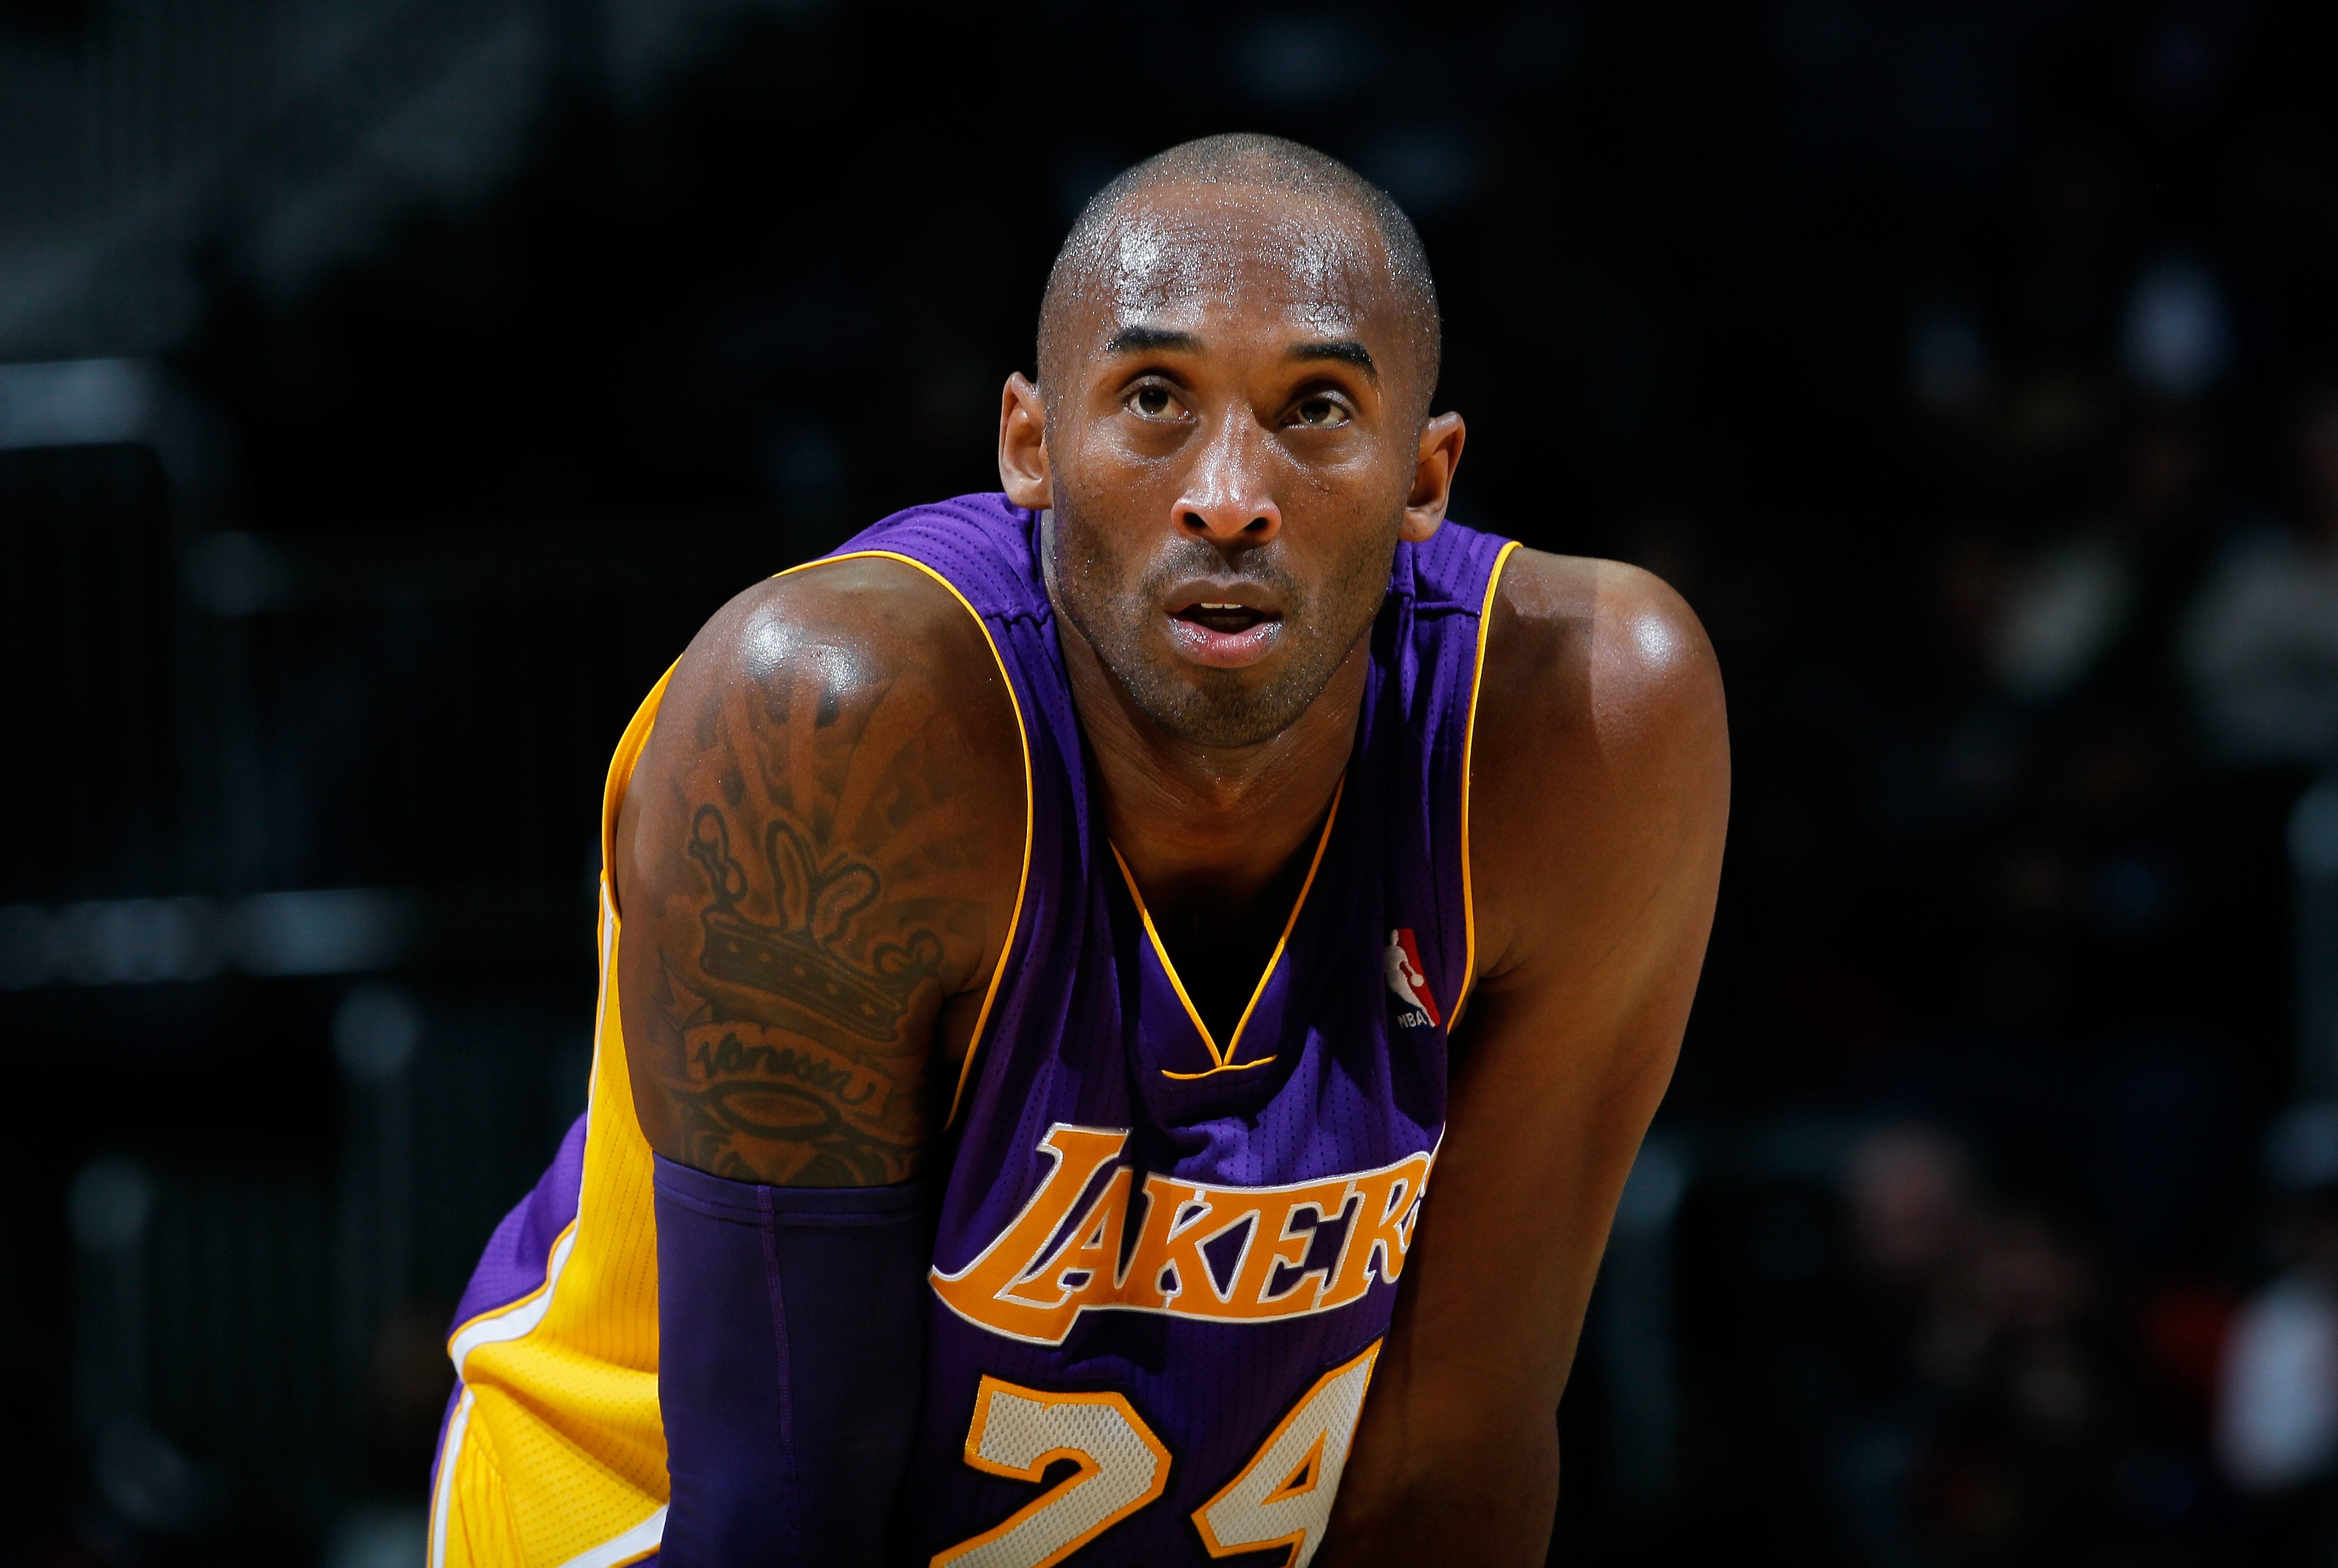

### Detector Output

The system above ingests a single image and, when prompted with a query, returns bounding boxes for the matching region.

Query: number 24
[931,1341,1381,1568]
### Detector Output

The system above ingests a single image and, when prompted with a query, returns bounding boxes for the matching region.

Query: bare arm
[1326,552,1730,1562]
[613,556,1027,1185]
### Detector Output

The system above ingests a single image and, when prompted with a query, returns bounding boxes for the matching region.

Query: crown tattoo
[687,805,941,1039]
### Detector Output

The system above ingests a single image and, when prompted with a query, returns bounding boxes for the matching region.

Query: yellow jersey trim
[443,1217,582,1364]
[432,867,667,1564]
[763,549,1036,1129]
[1110,776,1345,1079]
[1454,539,1522,1029]
[555,1509,668,1568]
[440,884,607,1363]
[427,1387,473,1568]
[599,665,679,909]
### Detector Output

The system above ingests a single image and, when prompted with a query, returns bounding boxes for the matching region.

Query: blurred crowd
[1611,287,2338,1564]
[1594,63,2338,1562]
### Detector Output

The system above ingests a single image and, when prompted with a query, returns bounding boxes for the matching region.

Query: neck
[1052,599,1366,913]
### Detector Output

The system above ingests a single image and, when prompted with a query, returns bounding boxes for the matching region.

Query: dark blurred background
[5,0,2338,1563]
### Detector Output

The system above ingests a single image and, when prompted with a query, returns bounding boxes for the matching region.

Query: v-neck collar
[1108,777,1346,1081]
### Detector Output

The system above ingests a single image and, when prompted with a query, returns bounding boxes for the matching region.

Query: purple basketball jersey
[825,496,1516,1565]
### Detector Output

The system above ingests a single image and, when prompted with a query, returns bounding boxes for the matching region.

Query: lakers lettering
[931,1124,1434,1346]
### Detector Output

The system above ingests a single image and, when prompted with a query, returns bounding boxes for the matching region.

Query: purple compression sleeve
[652,1155,935,1567]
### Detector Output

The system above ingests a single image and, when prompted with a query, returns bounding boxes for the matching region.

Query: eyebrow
[1101,326,1379,381]
[1104,325,1203,355]
[1286,339,1377,379]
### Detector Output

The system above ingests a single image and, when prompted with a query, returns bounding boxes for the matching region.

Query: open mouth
[1172,602,1277,636]
[1164,595,1285,669]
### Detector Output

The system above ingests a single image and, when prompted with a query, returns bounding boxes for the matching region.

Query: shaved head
[1038,134,1442,423]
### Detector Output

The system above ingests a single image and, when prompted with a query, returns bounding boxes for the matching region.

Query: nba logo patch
[1384,928,1442,1029]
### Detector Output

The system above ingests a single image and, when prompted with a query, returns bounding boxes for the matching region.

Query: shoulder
[691,553,1009,686]
[1477,548,1721,738]
[662,555,1021,759]
[617,555,1027,922]
[1467,548,1729,983]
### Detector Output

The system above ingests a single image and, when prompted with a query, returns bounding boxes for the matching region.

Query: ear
[998,372,1052,509]
[1399,411,1467,544]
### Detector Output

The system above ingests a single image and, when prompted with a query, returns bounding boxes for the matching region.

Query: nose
[1174,414,1281,548]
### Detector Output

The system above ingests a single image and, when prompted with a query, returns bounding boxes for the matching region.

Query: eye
[1126,384,1188,422]
[1289,394,1351,429]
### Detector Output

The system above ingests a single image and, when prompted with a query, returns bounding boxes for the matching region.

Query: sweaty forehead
[1048,185,1400,363]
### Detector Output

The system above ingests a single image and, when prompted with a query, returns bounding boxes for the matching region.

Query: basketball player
[430,135,1728,1567]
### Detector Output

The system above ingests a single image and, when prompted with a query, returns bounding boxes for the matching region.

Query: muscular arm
[609,558,1024,1564]
[614,557,1026,1185]
[1326,552,1730,1563]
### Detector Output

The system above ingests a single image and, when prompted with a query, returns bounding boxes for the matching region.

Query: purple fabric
[831,496,1513,1564]
[450,1111,587,1333]
[654,1156,936,1568]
